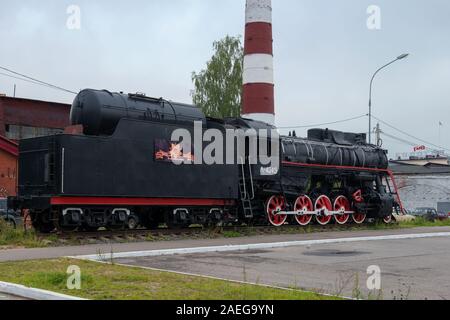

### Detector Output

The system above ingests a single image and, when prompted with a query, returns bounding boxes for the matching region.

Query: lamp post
[368,53,409,144]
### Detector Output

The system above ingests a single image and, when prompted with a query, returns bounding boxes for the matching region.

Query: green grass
[222,230,242,238]
[367,217,450,231]
[399,217,450,227]
[0,220,56,248]
[0,258,337,300]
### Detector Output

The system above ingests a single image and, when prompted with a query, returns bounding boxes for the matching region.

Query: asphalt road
[114,233,450,300]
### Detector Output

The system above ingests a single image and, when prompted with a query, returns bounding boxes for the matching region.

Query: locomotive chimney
[242,0,275,125]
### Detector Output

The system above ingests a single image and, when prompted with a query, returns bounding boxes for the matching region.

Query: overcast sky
[0,0,449,157]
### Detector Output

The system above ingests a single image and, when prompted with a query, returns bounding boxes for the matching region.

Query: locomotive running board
[50,197,236,207]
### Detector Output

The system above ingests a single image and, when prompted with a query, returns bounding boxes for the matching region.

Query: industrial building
[0,95,70,196]
[390,157,450,210]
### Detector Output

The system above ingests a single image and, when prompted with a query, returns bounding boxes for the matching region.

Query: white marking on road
[71,232,450,261]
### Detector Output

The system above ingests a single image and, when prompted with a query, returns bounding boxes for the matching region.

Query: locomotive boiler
[9,89,403,232]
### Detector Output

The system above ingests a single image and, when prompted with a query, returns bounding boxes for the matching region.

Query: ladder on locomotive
[47,136,56,186]
[239,157,255,218]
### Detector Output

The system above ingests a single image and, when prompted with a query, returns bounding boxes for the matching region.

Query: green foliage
[0,219,54,248]
[0,219,32,246]
[192,35,243,119]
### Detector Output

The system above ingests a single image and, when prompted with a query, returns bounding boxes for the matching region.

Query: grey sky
[0,0,449,157]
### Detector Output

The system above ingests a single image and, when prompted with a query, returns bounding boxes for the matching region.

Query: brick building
[0,95,71,196]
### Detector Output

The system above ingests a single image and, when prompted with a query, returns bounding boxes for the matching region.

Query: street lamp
[368,53,409,144]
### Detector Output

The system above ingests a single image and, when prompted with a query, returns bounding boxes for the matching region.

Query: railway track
[38,221,388,241]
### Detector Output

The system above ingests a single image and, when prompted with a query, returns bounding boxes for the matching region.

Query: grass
[222,230,242,238]
[398,217,450,227]
[0,220,57,248]
[0,258,337,300]
[369,217,450,230]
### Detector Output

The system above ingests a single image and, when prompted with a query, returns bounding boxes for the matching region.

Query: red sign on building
[414,145,426,152]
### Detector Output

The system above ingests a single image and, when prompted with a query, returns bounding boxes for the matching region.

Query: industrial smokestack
[242,0,274,125]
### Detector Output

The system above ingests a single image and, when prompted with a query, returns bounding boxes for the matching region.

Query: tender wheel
[127,216,138,230]
[266,195,287,227]
[333,196,351,225]
[353,213,367,225]
[315,195,333,226]
[294,195,313,226]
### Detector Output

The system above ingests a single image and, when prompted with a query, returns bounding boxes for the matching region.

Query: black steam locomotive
[9,89,403,232]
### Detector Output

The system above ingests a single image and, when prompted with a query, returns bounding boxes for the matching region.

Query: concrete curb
[0,281,86,300]
[72,231,450,261]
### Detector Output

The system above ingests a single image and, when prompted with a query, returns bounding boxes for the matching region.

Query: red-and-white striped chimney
[242,0,275,125]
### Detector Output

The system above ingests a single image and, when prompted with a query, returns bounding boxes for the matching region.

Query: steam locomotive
[9,89,403,232]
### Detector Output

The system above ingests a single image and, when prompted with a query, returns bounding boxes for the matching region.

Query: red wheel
[294,195,313,226]
[353,212,367,224]
[333,196,351,225]
[266,195,287,227]
[315,195,333,226]
[383,215,393,224]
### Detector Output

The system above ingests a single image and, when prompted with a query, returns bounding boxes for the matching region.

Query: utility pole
[374,123,382,147]
[13,84,16,97]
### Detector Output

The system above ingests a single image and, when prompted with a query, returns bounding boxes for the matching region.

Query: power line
[372,115,450,152]
[278,114,368,130]
[0,72,59,91]
[0,66,78,95]
[381,131,419,148]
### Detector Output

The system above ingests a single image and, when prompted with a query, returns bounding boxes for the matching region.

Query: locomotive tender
[9,89,403,232]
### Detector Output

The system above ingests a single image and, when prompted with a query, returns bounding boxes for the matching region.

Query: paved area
[1,226,450,262]
[114,234,450,300]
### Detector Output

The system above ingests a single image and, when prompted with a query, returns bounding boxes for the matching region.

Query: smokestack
[242,0,274,125]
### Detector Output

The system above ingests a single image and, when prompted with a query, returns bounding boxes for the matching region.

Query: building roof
[0,135,18,157]
[0,95,71,107]
[389,161,450,175]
